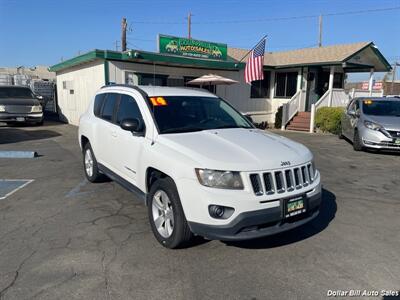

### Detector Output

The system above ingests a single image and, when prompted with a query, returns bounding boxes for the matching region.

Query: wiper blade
[161,127,204,134]
[214,125,252,129]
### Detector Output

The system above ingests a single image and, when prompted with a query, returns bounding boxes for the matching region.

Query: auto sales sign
[158,34,227,60]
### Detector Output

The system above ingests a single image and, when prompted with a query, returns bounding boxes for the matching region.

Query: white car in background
[79,85,322,248]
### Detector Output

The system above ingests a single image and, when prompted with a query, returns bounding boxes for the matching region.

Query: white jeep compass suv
[79,85,322,248]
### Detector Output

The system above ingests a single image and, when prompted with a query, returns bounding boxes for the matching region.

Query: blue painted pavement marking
[0,151,38,158]
[0,179,34,200]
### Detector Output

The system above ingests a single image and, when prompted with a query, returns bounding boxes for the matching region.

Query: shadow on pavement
[224,188,337,249]
[0,127,61,144]
[366,149,400,157]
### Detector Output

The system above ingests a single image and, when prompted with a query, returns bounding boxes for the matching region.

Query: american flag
[245,38,266,84]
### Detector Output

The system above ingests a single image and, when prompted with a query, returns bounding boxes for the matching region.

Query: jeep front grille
[249,163,315,196]
[249,174,263,196]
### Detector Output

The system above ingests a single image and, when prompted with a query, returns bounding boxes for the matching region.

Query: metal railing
[281,90,304,130]
[309,88,350,133]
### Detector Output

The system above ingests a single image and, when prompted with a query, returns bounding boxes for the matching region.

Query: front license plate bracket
[284,195,307,218]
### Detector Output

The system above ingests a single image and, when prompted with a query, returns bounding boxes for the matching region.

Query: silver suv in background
[340,97,400,151]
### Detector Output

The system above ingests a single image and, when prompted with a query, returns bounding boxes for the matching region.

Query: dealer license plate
[285,196,306,218]
[16,117,25,122]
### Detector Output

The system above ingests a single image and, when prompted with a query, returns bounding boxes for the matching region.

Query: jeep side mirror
[120,118,144,134]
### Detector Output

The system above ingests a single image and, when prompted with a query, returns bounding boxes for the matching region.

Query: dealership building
[50,35,390,130]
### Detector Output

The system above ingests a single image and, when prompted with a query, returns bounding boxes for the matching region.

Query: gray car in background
[0,86,44,125]
[340,97,400,151]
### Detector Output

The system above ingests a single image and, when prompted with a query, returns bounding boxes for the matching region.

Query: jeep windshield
[0,87,34,99]
[362,100,400,117]
[148,96,253,134]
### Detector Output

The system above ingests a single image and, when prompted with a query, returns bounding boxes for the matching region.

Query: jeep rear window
[148,96,253,134]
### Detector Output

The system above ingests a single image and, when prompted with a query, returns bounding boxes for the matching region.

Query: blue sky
[1,0,399,80]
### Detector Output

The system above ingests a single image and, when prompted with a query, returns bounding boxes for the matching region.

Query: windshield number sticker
[364,99,373,105]
[150,97,168,106]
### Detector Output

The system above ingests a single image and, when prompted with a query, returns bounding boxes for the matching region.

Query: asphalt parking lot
[0,121,399,300]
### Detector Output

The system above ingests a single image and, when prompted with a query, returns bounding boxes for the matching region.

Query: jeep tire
[148,177,193,249]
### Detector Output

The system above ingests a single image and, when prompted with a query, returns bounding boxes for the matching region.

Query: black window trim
[99,92,120,124]
[115,93,147,136]
[93,93,106,117]
[100,84,160,134]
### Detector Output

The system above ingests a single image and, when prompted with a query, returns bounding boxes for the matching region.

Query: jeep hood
[157,128,313,171]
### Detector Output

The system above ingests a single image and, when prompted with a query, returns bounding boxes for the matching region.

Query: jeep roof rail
[100,84,148,97]
[101,83,139,89]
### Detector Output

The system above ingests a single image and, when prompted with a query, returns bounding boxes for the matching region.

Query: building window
[275,72,298,98]
[250,71,270,98]
[138,73,168,86]
[167,78,185,87]
[184,76,197,87]
[333,73,344,88]
[125,72,136,85]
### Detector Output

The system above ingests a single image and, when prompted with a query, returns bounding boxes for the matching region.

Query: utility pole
[121,17,127,51]
[391,62,399,94]
[318,15,323,47]
[187,12,192,39]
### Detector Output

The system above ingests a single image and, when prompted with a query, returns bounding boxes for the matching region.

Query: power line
[129,6,400,25]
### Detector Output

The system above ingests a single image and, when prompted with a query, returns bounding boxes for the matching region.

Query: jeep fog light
[208,205,234,219]
[195,169,244,189]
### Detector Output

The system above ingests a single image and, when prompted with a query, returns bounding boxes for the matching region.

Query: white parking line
[0,179,34,200]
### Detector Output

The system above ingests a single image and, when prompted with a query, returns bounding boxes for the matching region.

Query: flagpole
[236,34,268,65]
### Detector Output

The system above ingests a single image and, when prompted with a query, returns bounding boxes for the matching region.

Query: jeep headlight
[195,169,244,189]
[31,105,42,113]
[0,105,5,112]
[364,120,382,131]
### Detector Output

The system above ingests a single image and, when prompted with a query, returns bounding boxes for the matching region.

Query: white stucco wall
[55,60,105,125]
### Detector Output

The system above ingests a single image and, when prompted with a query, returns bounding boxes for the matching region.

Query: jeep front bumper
[188,191,321,241]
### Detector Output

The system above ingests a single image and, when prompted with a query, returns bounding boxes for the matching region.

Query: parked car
[340,97,400,151]
[79,85,321,248]
[0,86,44,125]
